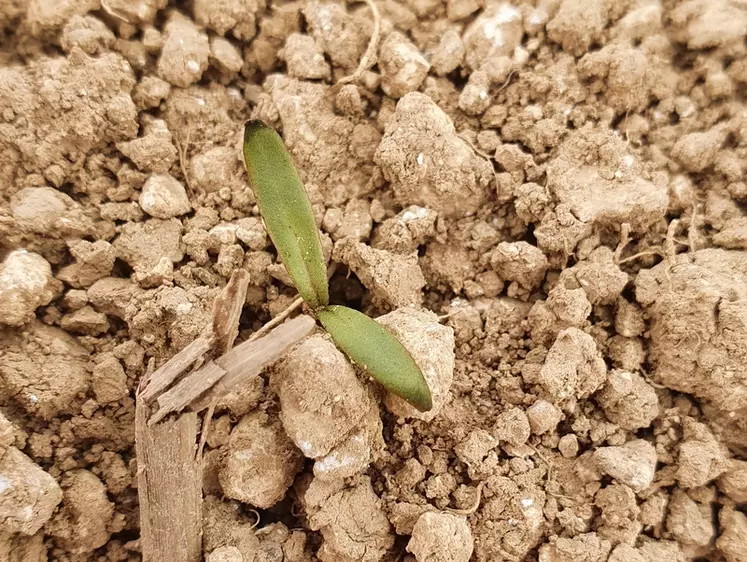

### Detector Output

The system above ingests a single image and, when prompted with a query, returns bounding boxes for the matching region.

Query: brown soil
[1,0,746,561]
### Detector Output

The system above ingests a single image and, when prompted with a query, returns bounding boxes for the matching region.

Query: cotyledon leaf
[317,305,433,412]
[242,120,329,309]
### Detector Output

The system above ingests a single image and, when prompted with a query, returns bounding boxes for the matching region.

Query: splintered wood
[147,314,315,423]
[138,269,250,408]
[212,268,251,355]
[189,314,316,413]
[135,269,315,562]
[138,336,214,403]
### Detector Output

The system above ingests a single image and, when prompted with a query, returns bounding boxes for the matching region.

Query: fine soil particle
[1,0,746,561]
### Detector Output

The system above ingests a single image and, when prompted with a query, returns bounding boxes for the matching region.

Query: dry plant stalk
[190,314,316,412]
[151,314,316,422]
[139,270,250,403]
[212,269,251,354]
[138,336,214,402]
[149,361,226,425]
[136,402,202,562]
[139,269,315,423]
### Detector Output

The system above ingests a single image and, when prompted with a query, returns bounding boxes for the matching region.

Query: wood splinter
[138,269,315,423]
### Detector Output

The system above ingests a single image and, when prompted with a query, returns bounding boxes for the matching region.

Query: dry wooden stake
[136,402,202,562]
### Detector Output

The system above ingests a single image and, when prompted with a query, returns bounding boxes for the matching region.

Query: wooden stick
[136,403,202,562]
[191,314,316,412]
[196,399,217,460]
[140,270,248,404]
[217,314,315,390]
[144,312,315,423]
[212,270,250,355]
[191,270,250,454]
[149,362,226,425]
[248,296,304,342]
[139,336,214,402]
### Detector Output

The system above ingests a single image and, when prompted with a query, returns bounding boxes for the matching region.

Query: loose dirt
[0,0,746,561]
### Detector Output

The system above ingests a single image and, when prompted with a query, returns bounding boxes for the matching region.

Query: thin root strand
[334,0,381,87]
[248,296,305,342]
[445,481,484,515]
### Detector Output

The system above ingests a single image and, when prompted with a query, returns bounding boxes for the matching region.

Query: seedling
[243,120,432,411]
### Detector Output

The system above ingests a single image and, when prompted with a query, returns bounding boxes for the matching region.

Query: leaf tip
[412,388,433,412]
[244,119,270,142]
[318,305,433,413]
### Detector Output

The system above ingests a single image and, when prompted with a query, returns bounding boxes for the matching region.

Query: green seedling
[242,120,432,412]
[317,305,432,411]
[243,121,329,310]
